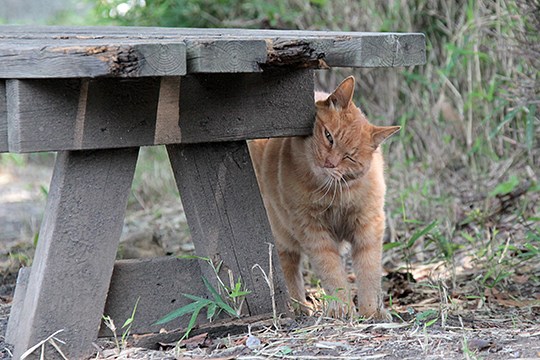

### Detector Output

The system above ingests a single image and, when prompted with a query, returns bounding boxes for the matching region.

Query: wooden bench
[0,26,426,359]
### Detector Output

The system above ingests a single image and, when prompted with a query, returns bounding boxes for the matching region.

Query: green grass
[154,255,251,339]
[102,297,141,353]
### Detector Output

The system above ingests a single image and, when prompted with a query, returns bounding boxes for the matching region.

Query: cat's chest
[319,205,358,242]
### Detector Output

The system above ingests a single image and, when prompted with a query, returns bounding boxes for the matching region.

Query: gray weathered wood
[12,147,138,360]
[0,25,422,39]
[100,257,207,336]
[9,255,279,340]
[0,25,426,78]
[392,33,426,66]
[326,33,424,67]
[0,80,6,152]
[176,70,314,143]
[186,39,267,73]
[0,42,186,78]
[5,266,30,345]
[7,70,314,153]
[167,141,290,318]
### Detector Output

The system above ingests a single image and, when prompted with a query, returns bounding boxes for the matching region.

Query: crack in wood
[49,45,142,76]
[109,46,140,76]
[265,39,329,69]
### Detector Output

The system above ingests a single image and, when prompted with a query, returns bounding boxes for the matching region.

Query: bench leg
[12,148,138,360]
[167,141,290,317]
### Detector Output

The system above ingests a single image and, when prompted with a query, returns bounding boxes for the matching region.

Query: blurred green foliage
[90,0,327,28]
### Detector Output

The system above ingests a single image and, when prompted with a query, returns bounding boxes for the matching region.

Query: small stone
[246,334,261,349]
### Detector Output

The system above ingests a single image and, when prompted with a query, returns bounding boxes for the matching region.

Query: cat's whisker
[316,179,333,202]
[322,178,338,212]
[338,176,352,205]
[314,178,329,195]
[338,177,344,207]
[343,178,352,204]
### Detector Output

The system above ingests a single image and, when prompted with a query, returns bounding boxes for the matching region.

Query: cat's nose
[324,159,337,168]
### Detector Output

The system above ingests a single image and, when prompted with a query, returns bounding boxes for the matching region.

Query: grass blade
[122,296,140,329]
[207,302,217,320]
[182,301,206,340]
[154,299,209,325]
[489,106,521,139]
[525,104,536,151]
[177,254,210,261]
[407,221,438,249]
[182,293,212,303]
[202,276,238,317]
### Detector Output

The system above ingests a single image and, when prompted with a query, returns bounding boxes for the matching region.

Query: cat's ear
[329,76,355,110]
[317,76,355,111]
[371,126,401,148]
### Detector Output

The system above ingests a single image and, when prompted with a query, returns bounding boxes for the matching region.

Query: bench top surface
[0,26,426,154]
[0,25,426,77]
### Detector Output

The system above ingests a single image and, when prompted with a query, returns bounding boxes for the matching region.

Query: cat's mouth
[324,169,359,184]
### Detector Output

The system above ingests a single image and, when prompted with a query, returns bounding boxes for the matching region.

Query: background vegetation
[87,0,540,300]
[1,0,538,318]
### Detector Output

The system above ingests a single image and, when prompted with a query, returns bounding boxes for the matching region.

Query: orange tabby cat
[248,76,400,319]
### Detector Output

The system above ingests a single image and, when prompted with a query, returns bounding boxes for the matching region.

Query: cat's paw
[325,300,356,319]
[291,299,314,316]
[373,308,392,322]
[358,306,392,322]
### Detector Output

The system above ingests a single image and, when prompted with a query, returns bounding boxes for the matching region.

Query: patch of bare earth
[94,312,540,360]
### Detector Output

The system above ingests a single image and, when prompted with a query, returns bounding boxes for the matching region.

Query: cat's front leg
[302,228,353,317]
[277,248,312,314]
[352,219,390,321]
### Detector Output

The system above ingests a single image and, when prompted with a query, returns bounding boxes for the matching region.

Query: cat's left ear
[318,76,355,111]
[371,126,401,148]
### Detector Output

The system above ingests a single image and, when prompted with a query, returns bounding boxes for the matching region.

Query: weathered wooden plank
[393,33,426,66]
[0,26,426,78]
[267,33,426,69]
[167,141,290,318]
[176,70,314,143]
[0,38,266,74]
[0,42,186,78]
[0,80,7,152]
[0,25,422,41]
[7,79,82,152]
[9,255,280,340]
[6,78,161,152]
[5,266,29,345]
[7,70,314,153]
[12,148,138,360]
[100,257,207,336]
[186,39,267,73]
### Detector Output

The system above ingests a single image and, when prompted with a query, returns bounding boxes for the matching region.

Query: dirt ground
[0,160,539,360]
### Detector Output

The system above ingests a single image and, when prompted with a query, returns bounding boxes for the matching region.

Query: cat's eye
[344,155,355,163]
[324,129,334,145]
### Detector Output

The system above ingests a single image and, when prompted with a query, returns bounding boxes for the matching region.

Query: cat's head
[309,76,400,183]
